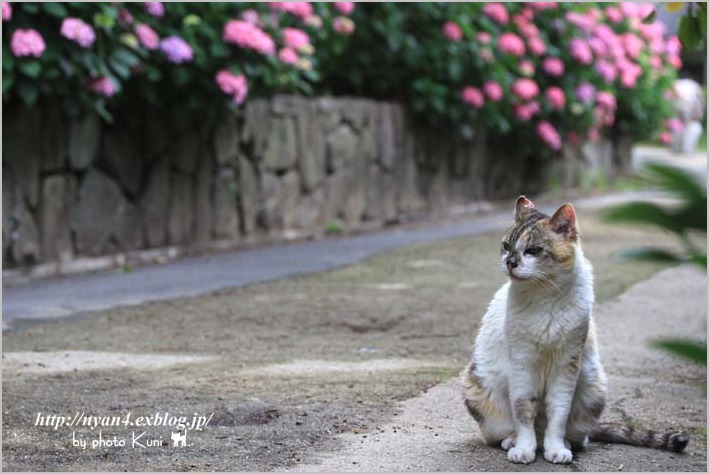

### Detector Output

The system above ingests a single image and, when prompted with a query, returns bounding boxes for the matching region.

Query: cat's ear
[550,203,578,240]
[514,195,536,221]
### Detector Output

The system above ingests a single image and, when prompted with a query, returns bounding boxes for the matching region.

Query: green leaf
[654,340,707,365]
[18,60,42,79]
[17,83,39,107]
[109,59,131,79]
[679,14,703,50]
[112,48,141,68]
[642,163,706,202]
[604,202,681,234]
[21,3,40,14]
[3,46,14,71]
[41,2,68,17]
[642,8,657,24]
[617,247,683,264]
[2,75,14,94]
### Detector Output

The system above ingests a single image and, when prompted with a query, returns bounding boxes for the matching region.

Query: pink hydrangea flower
[528,2,557,10]
[621,33,643,59]
[118,8,134,27]
[514,103,537,121]
[649,55,663,70]
[619,2,639,18]
[443,21,462,41]
[61,18,96,48]
[658,131,672,145]
[144,2,164,18]
[666,118,684,132]
[596,91,617,111]
[223,20,276,55]
[511,78,539,101]
[588,37,607,57]
[215,70,248,105]
[159,36,193,64]
[90,76,117,97]
[595,61,617,83]
[10,29,45,57]
[545,87,566,110]
[2,2,11,21]
[269,2,313,20]
[542,57,564,76]
[334,2,355,15]
[241,9,261,25]
[283,27,310,51]
[476,32,491,44]
[565,11,596,33]
[527,37,546,56]
[519,60,535,77]
[480,48,494,63]
[569,38,593,65]
[483,81,503,102]
[666,36,682,56]
[667,54,682,69]
[483,3,509,24]
[332,16,355,35]
[536,121,562,150]
[605,6,622,23]
[135,23,159,50]
[461,86,485,108]
[278,47,299,65]
[497,33,525,56]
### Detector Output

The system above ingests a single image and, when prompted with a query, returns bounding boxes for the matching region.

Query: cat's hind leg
[461,362,515,449]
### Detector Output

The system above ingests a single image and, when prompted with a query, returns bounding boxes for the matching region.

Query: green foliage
[677,2,707,50]
[604,162,707,366]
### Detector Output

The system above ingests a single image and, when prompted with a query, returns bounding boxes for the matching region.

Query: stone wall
[2,96,622,271]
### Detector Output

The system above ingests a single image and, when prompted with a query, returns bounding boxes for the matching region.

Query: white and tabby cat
[462,196,689,464]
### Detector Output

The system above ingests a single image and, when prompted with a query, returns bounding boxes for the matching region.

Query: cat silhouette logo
[170,424,187,447]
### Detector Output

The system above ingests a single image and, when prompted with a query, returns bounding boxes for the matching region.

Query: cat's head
[500,196,579,283]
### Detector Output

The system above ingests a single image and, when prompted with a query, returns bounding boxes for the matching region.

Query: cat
[461,195,689,464]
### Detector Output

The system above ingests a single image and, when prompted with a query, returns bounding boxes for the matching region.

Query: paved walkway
[2,191,663,327]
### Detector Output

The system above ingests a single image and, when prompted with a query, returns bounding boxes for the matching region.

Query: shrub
[2,2,681,152]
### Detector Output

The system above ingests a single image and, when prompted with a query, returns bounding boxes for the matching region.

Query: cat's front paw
[543,445,573,464]
[508,446,536,464]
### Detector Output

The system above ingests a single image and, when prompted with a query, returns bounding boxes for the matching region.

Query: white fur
[470,243,607,464]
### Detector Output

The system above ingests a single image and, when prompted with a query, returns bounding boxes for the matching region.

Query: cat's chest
[506,293,587,346]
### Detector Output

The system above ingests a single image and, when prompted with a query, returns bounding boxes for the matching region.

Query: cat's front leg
[543,354,582,464]
[507,368,538,464]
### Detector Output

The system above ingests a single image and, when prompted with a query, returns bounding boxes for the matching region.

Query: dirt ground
[2,212,706,471]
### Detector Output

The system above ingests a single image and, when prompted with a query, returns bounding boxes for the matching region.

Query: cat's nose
[506,258,519,271]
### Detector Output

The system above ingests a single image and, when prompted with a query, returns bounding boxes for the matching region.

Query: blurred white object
[670,79,705,154]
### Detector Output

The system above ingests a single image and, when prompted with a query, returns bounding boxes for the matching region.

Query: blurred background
[1,1,706,274]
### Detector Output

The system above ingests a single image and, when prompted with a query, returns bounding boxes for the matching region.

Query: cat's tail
[589,422,689,453]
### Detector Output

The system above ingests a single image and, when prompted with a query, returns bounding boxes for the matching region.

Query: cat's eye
[524,246,543,256]
[501,241,510,251]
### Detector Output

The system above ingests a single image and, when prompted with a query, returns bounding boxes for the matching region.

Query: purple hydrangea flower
[159,36,193,64]
[575,82,596,105]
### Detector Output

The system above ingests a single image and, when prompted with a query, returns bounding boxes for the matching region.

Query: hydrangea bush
[2,2,681,153]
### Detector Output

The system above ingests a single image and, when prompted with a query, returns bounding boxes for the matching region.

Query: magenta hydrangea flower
[569,38,593,65]
[596,91,617,111]
[332,16,355,35]
[483,81,503,102]
[61,18,96,48]
[223,20,276,55]
[476,32,491,44]
[483,3,509,24]
[511,78,539,101]
[283,27,310,51]
[542,57,564,76]
[2,1,12,21]
[461,86,485,108]
[527,37,546,56]
[268,2,313,20]
[135,23,159,50]
[160,36,193,64]
[215,69,248,105]
[519,60,535,76]
[497,33,525,56]
[278,47,299,65]
[595,61,617,83]
[514,102,538,121]
[241,9,261,25]
[90,77,117,97]
[545,87,566,110]
[11,29,46,57]
[334,2,355,15]
[144,2,164,18]
[537,121,562,150]
[605,6,622,23]
[443,21,462,41]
